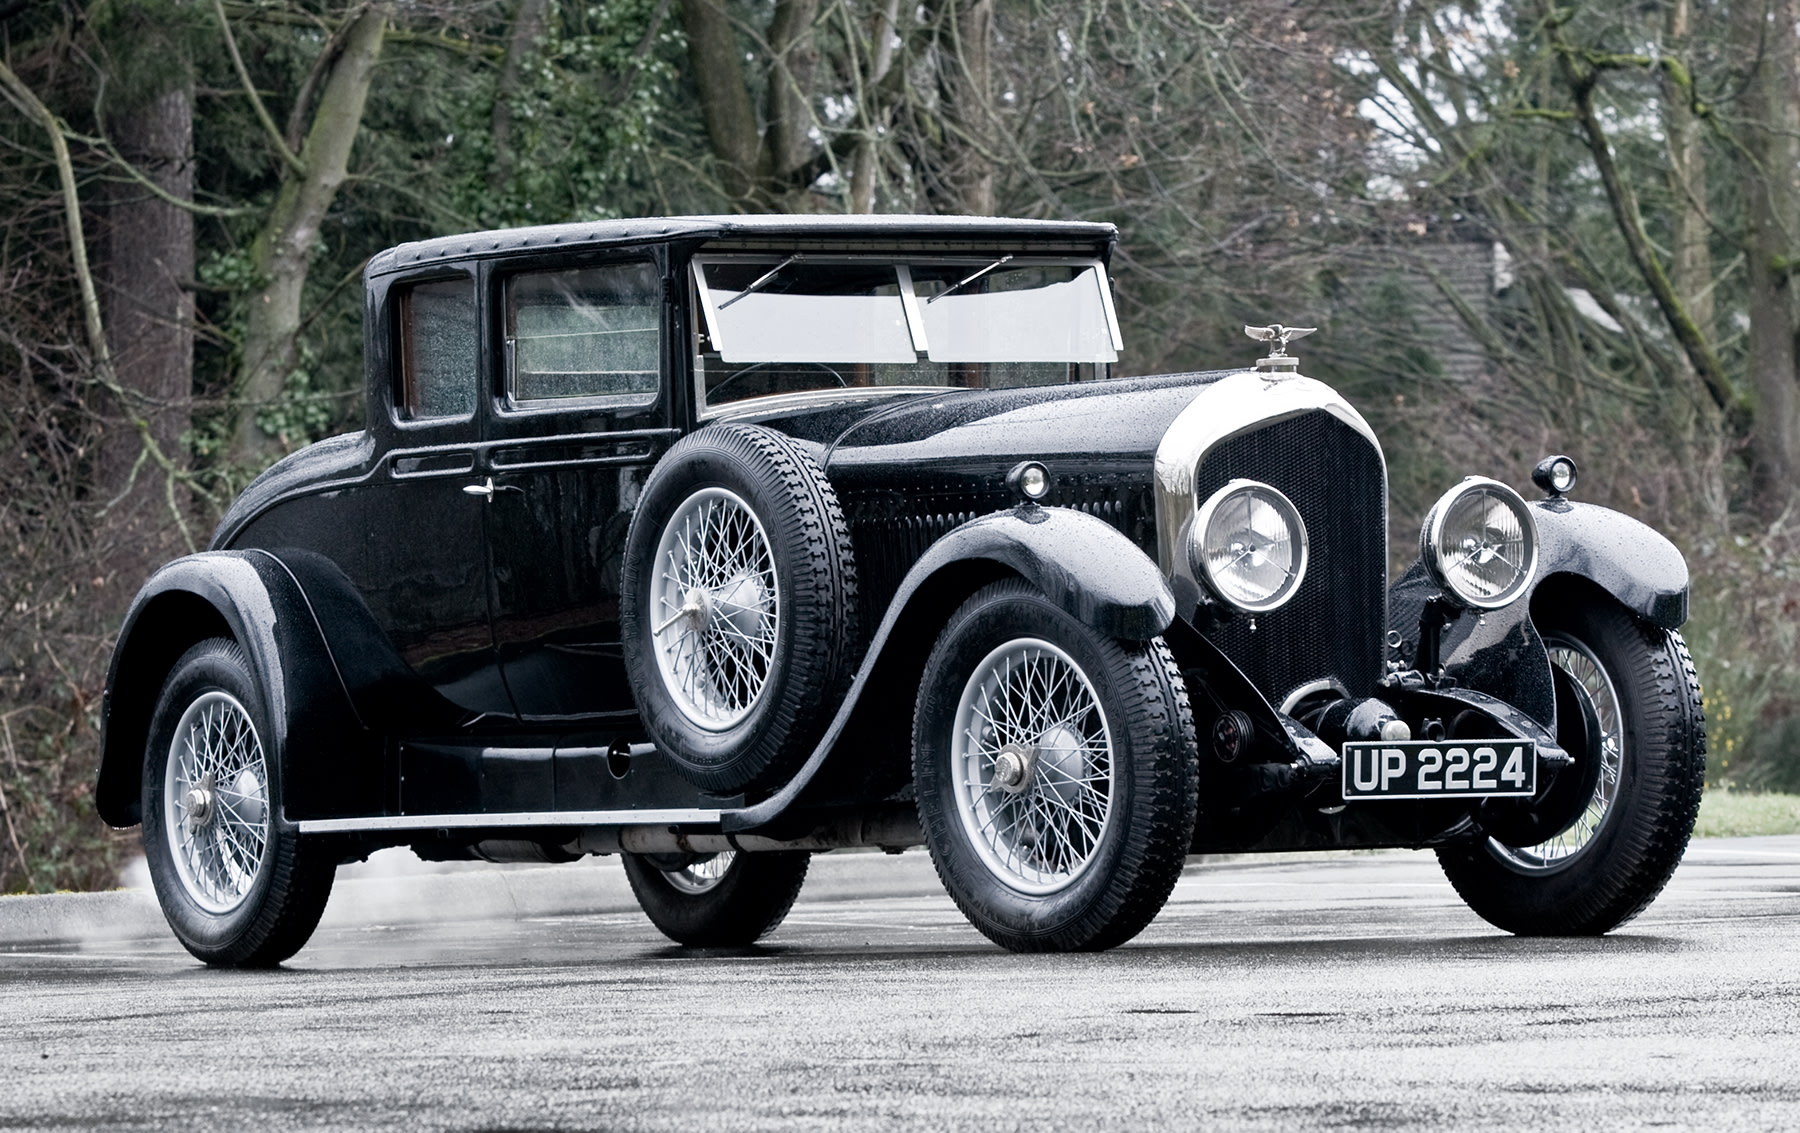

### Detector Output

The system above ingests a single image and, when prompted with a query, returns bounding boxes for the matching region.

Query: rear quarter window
[395,276,477,421]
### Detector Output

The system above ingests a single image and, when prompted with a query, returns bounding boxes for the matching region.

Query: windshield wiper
[924,255,1013,304]
[718,253,803,310]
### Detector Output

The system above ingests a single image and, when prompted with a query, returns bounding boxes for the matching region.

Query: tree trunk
[942,0,995,215]
[1666,0,1715,342]
[233,7,386,466]
[761,0,821,207]
[682,0,761,207]
[97,82,195,585]
[490,0,550,195]
[1663,0,1728,526]
[850,0,901,213]
[921,0,993,215]
[1733,0,1800,520]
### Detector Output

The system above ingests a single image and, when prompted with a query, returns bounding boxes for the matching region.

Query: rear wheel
[142,639,336,967]
[1437,600,1705,934]
[620,850,810,946]
[913,579,1198,952]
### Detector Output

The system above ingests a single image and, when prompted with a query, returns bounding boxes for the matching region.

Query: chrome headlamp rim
[1420,476,1540,611]
[1190,478,1310,614]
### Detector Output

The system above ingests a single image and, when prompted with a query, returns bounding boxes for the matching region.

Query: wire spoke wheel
[1491,634,1623,871]
[660,852,735,895]
[163,690,270,914]
[952,638,1115,895]
[620,850,810,946]
[914,579,1198,953]
[650,487,780,730]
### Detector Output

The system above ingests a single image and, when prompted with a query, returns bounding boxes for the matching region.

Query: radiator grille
[1195,411,1387,701]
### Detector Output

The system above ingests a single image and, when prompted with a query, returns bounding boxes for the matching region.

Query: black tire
[141,639,336,967]
[1437,599,1706,935]
[620,424,858,795]
[620,850,811,946]
[912,579,1199,952]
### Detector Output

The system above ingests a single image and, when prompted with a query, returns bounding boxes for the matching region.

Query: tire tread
[1437,603,1705,935]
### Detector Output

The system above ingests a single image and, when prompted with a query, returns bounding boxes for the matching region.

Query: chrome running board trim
[293,808,725,835]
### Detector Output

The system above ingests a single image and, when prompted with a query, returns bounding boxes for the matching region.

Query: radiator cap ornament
[1245,324,1316,373]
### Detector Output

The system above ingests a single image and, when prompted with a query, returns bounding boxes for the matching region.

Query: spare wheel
[620,423,859,795]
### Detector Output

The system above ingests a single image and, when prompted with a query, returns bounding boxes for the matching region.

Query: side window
[505,262,661,407]
[395,276,477,421]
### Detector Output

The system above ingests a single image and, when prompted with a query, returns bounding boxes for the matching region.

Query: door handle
[461,477,523,501]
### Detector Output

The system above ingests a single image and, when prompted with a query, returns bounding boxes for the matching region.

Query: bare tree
[230,2,387,465]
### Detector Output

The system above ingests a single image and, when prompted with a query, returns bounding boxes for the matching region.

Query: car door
[358,270,515,725]
[478,254,681,723]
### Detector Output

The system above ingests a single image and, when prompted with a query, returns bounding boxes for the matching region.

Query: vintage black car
[96,215,1704,965]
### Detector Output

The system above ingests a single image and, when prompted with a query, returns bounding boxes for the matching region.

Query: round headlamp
[1531,454,1578,497]
[1006,460,1052,502]
[1420,477,1539,610]
[1189,480,1308,612]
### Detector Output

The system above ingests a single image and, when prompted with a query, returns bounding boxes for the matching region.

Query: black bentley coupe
[96,215,1703,965]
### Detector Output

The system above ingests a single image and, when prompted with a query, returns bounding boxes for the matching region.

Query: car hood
[726,370,1239,477]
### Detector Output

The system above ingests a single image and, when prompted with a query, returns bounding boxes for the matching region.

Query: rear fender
[724,505,1176,832]
[95,551,379,827]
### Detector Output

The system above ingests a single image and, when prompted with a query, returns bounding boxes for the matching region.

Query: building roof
[366,214,1119,276]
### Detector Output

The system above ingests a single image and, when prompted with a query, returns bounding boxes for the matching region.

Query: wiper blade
[718,253,803,309]
[925,255,1013,304]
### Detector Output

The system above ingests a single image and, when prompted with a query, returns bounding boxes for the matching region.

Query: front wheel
[141,638,337,966]
[913,579,1199,952]
[1437,598,1705,934]
[620,850,810,946]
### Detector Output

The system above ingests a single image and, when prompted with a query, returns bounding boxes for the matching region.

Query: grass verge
[1695,790,1800,838]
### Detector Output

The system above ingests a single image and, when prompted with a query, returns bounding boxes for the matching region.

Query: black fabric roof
[366,214,1118,277]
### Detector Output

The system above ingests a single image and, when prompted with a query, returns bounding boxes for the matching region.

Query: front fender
[1532,498,1689,628]
[723,505,1174,832]
[95,550,378,827]
[908,504,1177,640]
[1389,498,1691,733]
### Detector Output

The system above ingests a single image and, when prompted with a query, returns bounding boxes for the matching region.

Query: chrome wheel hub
[950,638,1115,896]
[650,488,780,731]
[183,778,215,831]
[163,691,270,914]
[991,742,1036,794]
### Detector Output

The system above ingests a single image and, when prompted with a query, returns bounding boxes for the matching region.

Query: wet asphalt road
[3,839,1799,1132]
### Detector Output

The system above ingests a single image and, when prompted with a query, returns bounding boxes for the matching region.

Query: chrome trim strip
[294,808,724,835]
[1159,371,1382,580]
[1152,370,1386,594]
[1094,265,1124,351]
[895,264,929,354]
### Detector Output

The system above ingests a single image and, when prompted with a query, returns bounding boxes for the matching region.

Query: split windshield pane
[693,256,1118,412]
[914,263,1117,363]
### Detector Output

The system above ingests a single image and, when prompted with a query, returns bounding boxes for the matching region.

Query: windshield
[693,255,1120,412]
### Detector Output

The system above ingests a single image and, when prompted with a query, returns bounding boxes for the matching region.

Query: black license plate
[1341,740,1537,800]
